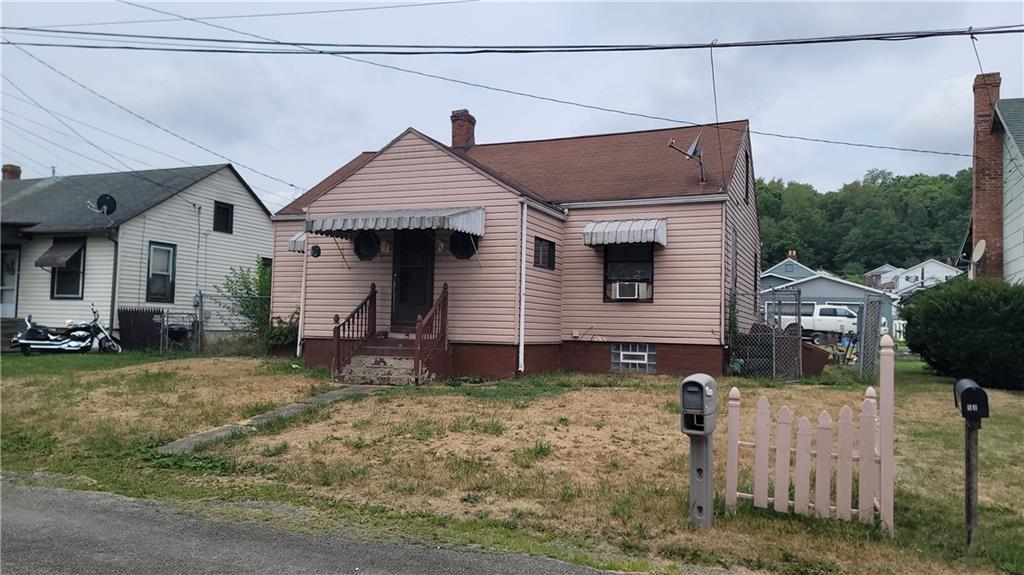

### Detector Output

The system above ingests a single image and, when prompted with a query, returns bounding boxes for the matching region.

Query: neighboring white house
[892,259,963,296]
[1,164,272,337]
[863,263,905,290]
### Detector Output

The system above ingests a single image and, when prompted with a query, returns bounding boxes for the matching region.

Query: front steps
[338,333,433,385]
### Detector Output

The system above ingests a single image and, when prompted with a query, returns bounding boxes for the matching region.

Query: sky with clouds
[2,1,1022,211]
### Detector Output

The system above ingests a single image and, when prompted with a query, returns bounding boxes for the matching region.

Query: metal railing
[414,282,448,384]
[332,283,377,380]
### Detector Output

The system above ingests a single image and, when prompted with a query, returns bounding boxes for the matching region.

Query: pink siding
[271,219,305,320]
[723,131,760,330]
[302,131,521,343]
[561,202,725,345]
[524,207,564,344]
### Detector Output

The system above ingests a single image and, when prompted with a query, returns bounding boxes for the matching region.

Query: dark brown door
[391,229,435,327]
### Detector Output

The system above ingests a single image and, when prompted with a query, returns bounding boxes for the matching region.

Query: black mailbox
[954,379,989,420]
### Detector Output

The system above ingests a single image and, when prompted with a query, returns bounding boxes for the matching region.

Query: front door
[391,230,435,327]
[1,250,19,318]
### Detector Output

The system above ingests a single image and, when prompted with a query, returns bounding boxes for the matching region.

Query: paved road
[1,482,614,575]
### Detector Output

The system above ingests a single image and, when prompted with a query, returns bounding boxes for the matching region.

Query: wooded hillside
[757,168,972,275]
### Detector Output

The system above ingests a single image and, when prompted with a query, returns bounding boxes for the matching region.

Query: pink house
[271,110,760,383]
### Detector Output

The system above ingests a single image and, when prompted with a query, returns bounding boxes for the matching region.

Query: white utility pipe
[296,208,309,357]
[517,201,528,373]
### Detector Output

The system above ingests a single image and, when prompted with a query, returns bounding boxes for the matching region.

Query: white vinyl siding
[15,235,115,327]
[1004,132,1024,283]
[116,167,273,332]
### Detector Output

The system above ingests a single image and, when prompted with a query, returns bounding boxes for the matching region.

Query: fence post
[725,387,741,513]
[332,313,341,379]
[836,405,855,520]
[754,396,771,508]
[815,411,833,518]
[794,417,812,515]
[878,335,895,535]
[859,388,877,523]
[774,406,793,513]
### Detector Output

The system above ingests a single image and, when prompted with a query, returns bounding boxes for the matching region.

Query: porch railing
[414,282,448,384]
[332,283,377,380]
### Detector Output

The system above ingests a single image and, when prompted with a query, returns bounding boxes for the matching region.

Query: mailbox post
[680,374,717,528]
[954,379,989,553]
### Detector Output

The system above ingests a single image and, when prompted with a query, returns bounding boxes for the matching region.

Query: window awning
[307,207,485,237]
[35,239,85,268]
[288,231,306,253]
[582,219,667,247]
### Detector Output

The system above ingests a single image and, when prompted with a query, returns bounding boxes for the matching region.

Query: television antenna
[668,128,706,182]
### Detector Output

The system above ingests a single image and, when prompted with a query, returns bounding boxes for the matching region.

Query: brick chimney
[2,164,21,180]
[971,72,1003,278]
[787,249,798,260]
[450,109,476,150]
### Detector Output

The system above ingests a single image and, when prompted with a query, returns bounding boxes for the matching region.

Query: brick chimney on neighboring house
[787,249,798,260]
[450,109,476,151]
[971,72,1004,278]
[2,164,21,180]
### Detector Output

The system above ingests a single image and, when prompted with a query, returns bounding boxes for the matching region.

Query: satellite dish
[971,239,986,263]
[449,232,479,260]
[685,128,704,158]
[96,194,117,215]
[310,244,322,258]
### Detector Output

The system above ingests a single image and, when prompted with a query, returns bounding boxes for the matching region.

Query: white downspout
[518,201,528,374]
[296,208,309,357]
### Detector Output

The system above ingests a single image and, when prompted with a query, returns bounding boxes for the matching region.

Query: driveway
[1,481,614,575]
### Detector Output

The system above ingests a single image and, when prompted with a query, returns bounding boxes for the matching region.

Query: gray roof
[0,164,237,234]
[995,98,1024,150]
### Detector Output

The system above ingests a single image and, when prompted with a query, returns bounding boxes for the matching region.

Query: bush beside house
[902,278,1024,390]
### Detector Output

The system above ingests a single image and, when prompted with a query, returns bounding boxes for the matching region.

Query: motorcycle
[10,303,122,355]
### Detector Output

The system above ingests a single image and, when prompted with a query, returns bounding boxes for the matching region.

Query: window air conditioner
[612,282,641,300]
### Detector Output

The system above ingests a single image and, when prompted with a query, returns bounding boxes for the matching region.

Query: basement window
[611,342,657,373]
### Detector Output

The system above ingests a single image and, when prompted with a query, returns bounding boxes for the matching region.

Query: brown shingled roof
[275,152,375,215]
[464,120,747,203]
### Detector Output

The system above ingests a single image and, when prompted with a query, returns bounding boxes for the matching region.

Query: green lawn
[1,355,1021,574]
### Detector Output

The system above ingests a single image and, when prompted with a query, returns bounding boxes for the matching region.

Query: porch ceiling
[582,219,667,247]
[306,207,485,237]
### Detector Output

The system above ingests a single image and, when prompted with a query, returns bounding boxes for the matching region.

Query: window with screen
[50,239,85,299]
[147,242,176,303]
[604,243,654,302]
[213,201,234,234]
[534,237,555,270]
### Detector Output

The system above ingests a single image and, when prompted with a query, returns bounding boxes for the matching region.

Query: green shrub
[902,278,1024,390]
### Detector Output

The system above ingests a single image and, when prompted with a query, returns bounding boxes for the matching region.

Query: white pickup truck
[779,304,859,344]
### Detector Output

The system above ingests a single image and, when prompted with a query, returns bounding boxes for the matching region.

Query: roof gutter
[271,214,306,221]
[559,193,728,209]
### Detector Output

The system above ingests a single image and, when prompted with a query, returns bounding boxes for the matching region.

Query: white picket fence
[725,336,895,534]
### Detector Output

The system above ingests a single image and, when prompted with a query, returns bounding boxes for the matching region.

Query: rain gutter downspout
[296,208,309,357]
[517,201,528,374]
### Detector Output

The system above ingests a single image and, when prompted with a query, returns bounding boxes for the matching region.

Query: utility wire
[4,42,308,196]
[3,23,1022,54]
[117,1,985,161]
[4,114,158,167]
[1,142,54,174]
[20,0,478,30]
[3,117,122,170]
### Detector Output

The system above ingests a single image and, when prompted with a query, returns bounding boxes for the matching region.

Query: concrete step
[340,355,419,386]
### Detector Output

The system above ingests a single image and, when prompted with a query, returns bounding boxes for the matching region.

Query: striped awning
[582,219,667,247]
[306,207,485,237]
[288,231,306,253]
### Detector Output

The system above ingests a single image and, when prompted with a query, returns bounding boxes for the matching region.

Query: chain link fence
[858,293,885,379]
[726,287,803,381]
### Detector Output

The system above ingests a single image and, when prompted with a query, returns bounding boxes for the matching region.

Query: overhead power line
[4,42,308,197]
[1,142,54,174]
[116,1,987,161]
[3,23,1022,55]
[18,0,478,29]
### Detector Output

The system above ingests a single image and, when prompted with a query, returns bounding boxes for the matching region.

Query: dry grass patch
[215,378,1005,575]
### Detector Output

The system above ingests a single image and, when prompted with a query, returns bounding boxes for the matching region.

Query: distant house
[863,263,904,290]
[892,259,963,297]
[962,72,1023,283]
[270,109,761,380]
[760,253,816,290]
[0,164,272,337]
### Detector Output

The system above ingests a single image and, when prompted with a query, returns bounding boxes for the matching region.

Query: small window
[611,343,657,373]
[819,307,837,317]
[604,244,654,302]
[50,239,85,299]
[784,263,794,273]
[147,242,176,303]
[213,201,234,234]
[534,237,555,270]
